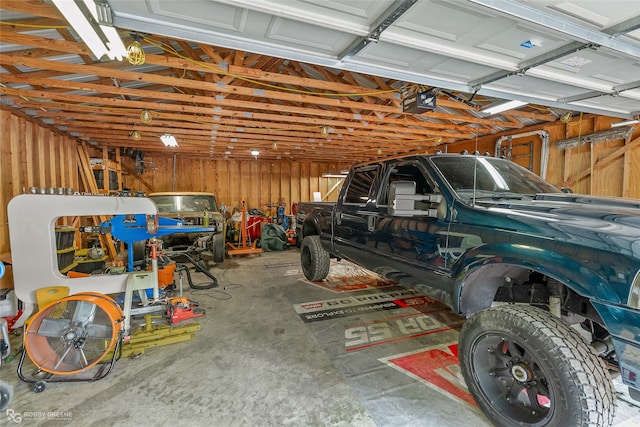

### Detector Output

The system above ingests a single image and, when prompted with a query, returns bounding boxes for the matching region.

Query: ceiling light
[272,141,278,150]
[251,150,259,159]
[320,125,329,137]
[140,109,152,123]
[130,130,141,141]
[611,118,640,128]
[560,111,573,123]
[481,100,528,115]
[160,133,178,147]
[126,35,145,65]
[52,0,127,61]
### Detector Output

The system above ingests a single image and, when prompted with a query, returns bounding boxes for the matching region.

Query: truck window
[344,167,378,205]
[379,163,434,206]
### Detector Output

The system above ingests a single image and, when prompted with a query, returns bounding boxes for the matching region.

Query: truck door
[373,161,456,305]
[332,165,381,264]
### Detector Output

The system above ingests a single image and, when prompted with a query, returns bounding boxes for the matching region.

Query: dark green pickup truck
[297,154,640,427]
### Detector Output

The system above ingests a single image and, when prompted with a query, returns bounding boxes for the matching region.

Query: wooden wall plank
[270,162,280,209]
[592,140,625,196]
[25,121,35,189]
[36,126,46,187]
[319,163,329,197]
[249,160,260,210]
[228,160,240,208]
[17,116,27,193]
[300,162,310,203]
[9,113,21,195]
[204,158,216,195]
[280,162,291,213]
[0,111,11,252]
[59,134,67,188]
[260,162,271,212]
[626,140,640,198]
[309,163,320,199]
[290,161,300,213]
[217,159,229,210]
[47,128,56,187]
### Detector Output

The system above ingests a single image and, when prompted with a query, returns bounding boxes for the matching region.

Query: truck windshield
[430,156,560,203]
[149,195,218,213]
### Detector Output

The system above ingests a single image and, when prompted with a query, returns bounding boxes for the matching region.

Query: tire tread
[459,304,615,427]
[300,235,330,281]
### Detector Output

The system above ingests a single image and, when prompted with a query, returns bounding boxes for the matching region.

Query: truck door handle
[367,215,377,232]
[336,211,342,225]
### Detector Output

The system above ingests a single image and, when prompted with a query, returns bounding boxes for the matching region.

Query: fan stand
[17,335,122,393]
[226,200,262,256]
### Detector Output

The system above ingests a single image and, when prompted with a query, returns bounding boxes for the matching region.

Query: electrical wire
[142,37,398,98]
[0,20,399,98]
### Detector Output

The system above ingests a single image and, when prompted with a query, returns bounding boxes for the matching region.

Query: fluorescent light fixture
[481,100,528,115]
[160,133,178,147]
[52,0,127,61]
[611,119,640,128]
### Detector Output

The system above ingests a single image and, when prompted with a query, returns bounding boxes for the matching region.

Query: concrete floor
[2,249,639,426]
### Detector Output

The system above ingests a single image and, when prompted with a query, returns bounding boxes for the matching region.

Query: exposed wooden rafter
[0,1,559,162]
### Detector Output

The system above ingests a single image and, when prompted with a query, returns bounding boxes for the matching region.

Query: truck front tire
[212,233,225,263]
[459,304,615,427]
[300,235,329,281]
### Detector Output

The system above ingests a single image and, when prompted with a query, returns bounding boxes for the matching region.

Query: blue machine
[102,214,214,272]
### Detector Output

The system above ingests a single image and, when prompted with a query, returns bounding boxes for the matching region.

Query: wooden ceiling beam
[1,89,473,143]
[1,54,516,130]
[0,71,477,135]
[0,31,396,102]
[83,132,376,158]
[46,113,450,149]
[2,30,486,114]
[0,0,63,20]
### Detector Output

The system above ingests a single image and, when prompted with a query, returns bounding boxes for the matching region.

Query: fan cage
[24,292,123,375]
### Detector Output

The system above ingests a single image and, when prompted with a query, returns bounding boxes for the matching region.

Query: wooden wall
[2,108,639,256]
[0,108,79,254]
[447,115,640,198]
[121,156,345,216]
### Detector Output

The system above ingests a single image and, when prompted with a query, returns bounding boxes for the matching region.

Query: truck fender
[301,214,322,239]
[452,243,619,316]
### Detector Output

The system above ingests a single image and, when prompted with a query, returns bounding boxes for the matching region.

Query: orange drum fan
[18,293,124,392]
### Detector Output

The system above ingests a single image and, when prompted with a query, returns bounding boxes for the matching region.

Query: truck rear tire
[459,304,615,427]
[300,235,329,281]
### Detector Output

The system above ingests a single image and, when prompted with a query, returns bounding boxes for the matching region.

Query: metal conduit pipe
[494,130,549,179]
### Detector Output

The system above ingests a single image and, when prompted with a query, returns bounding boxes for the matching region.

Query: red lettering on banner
[384,342,477,408]
[393,296,433,308]
[301,302,323,310]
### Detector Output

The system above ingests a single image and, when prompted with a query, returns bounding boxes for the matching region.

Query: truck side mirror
[388,181,442,217]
